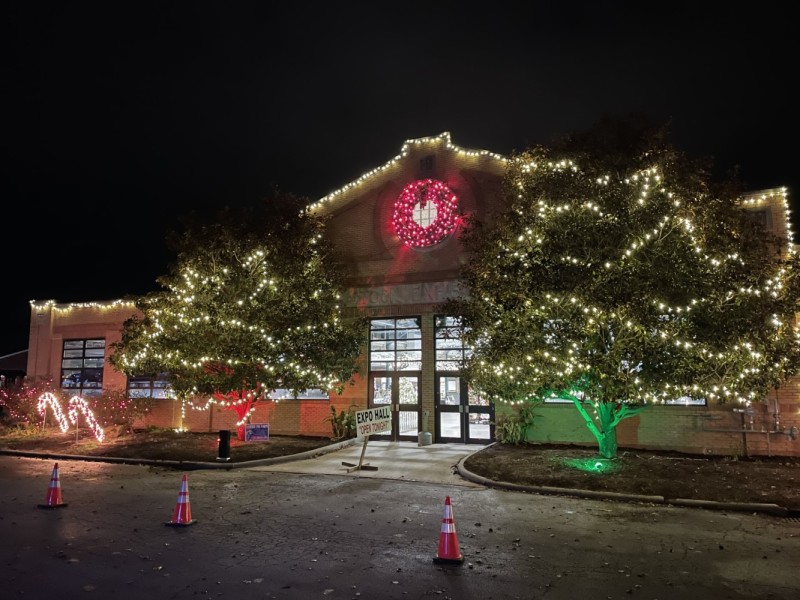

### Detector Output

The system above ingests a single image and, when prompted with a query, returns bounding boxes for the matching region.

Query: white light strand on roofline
[308,132,508,212]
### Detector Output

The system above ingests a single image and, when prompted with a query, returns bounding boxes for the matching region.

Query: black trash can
[217,429,231,461]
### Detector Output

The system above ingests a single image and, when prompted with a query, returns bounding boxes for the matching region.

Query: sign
[355,407,392,438]
[245,423,269,441]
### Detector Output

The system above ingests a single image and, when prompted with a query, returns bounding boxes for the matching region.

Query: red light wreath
[392,178,459,248]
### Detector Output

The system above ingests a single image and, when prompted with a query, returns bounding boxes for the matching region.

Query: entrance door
[435,375,493,443]
[370,373,420,441]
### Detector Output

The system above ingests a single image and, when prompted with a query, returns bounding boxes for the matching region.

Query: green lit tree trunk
[570,396,644,459]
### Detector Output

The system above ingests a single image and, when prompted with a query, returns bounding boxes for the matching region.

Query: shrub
[85,389,153,433]
[0,378,59,430]
[493,401,540,445]
[324,403,357,440]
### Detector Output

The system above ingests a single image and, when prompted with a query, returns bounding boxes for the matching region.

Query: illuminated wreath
[392,178,459,248]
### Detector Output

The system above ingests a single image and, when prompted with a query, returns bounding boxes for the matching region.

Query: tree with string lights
[446,117,800,458]
[110,190,366,440]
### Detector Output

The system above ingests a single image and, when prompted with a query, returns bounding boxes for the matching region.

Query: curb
[454,454,795,518]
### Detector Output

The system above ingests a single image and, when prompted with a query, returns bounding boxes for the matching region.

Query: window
[61,339,105,397]
[434,316,471,371]
[745,208,771,230]
[664,395,706,406]
[369,317,421,371]
[419,155,435,172]
[413,199,437,228]
[127,375,174,399]
[268,388,329,400]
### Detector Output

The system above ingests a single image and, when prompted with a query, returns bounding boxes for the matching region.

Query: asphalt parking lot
[2,455,798,600]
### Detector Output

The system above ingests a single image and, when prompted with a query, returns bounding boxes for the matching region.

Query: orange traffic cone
[38,462,68,509]
[433,496,463,564]
[165,474,196,526]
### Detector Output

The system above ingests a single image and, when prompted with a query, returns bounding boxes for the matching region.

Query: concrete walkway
[248,439,486,487]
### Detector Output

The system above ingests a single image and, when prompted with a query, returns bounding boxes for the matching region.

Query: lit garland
[392,178,460,247]
[37,392,105,442]
[309,132,506,213]
[29,299,137,312]
[180,397,259,428]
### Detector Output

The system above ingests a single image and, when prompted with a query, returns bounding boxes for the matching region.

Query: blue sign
[245,423,269,441]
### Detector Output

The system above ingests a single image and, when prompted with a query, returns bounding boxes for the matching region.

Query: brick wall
[521,397,800,457]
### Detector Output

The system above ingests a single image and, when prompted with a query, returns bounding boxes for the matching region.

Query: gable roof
[308,132,507,217]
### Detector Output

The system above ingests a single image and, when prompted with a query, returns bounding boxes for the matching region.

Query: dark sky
[4,2,797,357]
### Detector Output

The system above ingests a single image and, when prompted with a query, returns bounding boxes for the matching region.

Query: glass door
[435,375,493,443]
[370,373,419,441]
[436,375,462,442]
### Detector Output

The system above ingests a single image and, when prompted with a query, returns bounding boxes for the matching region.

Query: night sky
[5,2,796,357]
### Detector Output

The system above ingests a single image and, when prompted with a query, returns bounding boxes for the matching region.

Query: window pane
[62,371,82,387]
[435,315,467,371]
[370,341,394,352]
[373,377,392,404]
[396,329,421,341]
[61,339,105,396]
[370,351,395,363]
[396,318,420,329]
[397,350,421,363]
[665,396,706,406]
[398,361,421,371]
[369,317,421,372]
[370,330,394,341]
[396,339,421,351]
[435,337,462,349]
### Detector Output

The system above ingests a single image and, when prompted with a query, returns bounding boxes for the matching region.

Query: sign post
[342,407,392,473]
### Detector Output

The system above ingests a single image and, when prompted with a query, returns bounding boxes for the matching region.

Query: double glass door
[435,375,493,443]
[370,373,420,441]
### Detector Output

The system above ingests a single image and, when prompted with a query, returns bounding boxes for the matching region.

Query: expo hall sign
[355,407,392,438]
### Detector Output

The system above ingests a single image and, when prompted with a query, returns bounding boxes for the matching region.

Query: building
[25,133,800,456]
[0,350,27,389]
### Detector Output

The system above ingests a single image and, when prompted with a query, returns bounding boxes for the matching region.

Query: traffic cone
[165,474,196,526]
[38,462,68,509]
[433,496,463,564]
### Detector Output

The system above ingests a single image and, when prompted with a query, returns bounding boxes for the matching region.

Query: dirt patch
[0,428,338,463]
[463,443,800,509]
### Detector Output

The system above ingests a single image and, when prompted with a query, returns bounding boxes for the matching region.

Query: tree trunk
[597,427,618,459]
[594,400,619,458]
[230,400,254,441]
[570,397,626,459]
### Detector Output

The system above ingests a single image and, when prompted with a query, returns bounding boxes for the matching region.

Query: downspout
[772,387,781,434]
[768,387,780,457]
[740,409,748,458]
